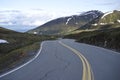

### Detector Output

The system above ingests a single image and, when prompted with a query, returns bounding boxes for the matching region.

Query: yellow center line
[59,41,94,80]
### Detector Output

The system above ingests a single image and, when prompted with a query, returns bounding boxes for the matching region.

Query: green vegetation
[76,10,120,31]
[0,10,119,73]
[0,27,56,73]
[64,10,120,52]
[99,10,120,24]
[64,27,120,51]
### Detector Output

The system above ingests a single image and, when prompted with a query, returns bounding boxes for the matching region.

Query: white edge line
[0,42,44,78]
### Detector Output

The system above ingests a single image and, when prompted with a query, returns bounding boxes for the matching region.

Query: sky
[0,0,120,31]
[0,0,119,12]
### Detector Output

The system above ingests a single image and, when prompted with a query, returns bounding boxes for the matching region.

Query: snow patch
[92,23,98,26]
[33,32,37,34]
[101,11,113,19]
[117,20,120,23]
[66,18,72,25]
[0,39,8,43]
[100,23,107,25]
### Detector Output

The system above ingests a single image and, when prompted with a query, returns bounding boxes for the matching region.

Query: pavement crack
[54,52,71,70]
[39,69,55,80]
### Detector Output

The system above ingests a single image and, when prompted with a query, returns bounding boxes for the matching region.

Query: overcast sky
[0,0,120,30]
[0,0,119,12]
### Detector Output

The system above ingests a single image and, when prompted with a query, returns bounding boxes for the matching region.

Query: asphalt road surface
[0,39,120,80]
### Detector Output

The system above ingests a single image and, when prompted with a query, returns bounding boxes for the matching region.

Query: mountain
[78,10,120,30]
[27,10,103,35]
[64,10,120,51]
[99,10,120,24]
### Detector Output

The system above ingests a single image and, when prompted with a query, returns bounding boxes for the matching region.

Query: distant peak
[80,10,103,15]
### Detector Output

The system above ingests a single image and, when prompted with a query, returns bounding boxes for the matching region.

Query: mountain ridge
[27,10,103,35]
[75,10,120,31]
[27,10,120,35]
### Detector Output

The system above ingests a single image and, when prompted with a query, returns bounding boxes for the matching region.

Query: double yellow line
[59,41,94,80]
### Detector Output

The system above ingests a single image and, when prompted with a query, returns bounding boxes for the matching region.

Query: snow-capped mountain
[99,10,120,24]
[78,10,120,30]
[28,10,103,35]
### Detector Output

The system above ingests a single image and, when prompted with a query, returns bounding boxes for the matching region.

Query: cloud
[0,9,57,26]
[0,9,80,26]
[97,2,114,5]
[0,10,21,13]
[95,0,120,6]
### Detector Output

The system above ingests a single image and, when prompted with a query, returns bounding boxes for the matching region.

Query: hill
[27,10,103,35]
[0,27,55,73]
[99,10,120,24]
[77,10,120,30]
[64,27,120,51]
[64,10,120,51]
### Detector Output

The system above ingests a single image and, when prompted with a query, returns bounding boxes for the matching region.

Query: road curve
[0,39,120,80]
[59,41,94,80]
[0,42,44,78]
[0,40,83,80]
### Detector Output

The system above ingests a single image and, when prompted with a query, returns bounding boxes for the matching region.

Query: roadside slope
[0,27,55,74]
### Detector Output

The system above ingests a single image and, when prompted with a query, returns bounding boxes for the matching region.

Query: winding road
[0,39,120,80]
[59,41,94,80]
